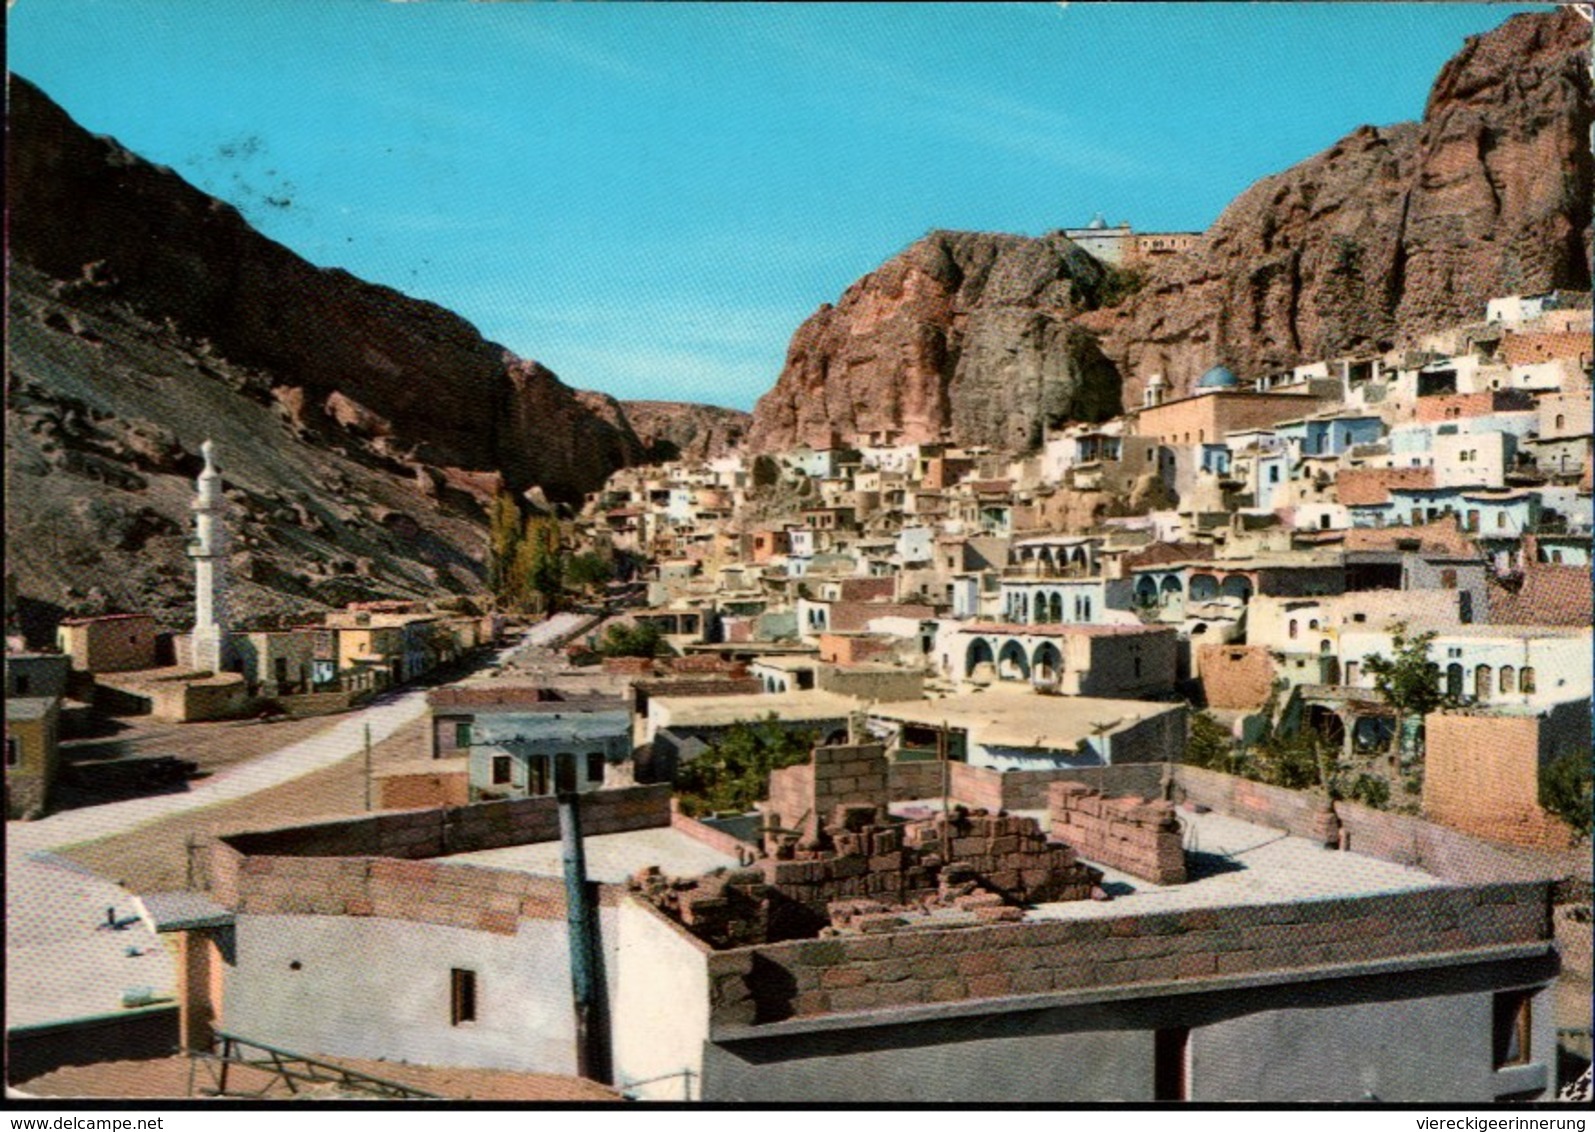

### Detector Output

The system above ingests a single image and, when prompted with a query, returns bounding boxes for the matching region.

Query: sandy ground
[57,715,432,894]
[13,1054,621,1101]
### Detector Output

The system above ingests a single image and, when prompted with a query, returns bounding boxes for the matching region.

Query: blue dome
[1197,365,1239,389]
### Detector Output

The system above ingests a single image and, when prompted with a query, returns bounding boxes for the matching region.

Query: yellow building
[5,695,61,819]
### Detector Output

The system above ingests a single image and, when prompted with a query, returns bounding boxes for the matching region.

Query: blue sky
[9,2,1546,411]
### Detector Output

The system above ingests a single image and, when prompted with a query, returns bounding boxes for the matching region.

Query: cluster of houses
[553,292,1591,848]
[4,291,1590,1102]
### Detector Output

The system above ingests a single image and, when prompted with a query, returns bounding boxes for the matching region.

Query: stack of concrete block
[631,865,772,949]
[1049,781,1186,886]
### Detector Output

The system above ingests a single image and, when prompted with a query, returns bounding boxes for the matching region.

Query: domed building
[1195,364,1240,391]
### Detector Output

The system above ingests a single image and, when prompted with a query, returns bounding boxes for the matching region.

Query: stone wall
[1172,765,1341,847]
[704,880,1551,1026]
[1049,782,1186,885]
[225,783,669,859]
[1197,644,1278,710]
[767,743,888,842]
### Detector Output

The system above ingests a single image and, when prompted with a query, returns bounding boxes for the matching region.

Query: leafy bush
[674,717,818,817]
[597,621,663,659]
[1185,711,1241,773]
[1540,751,1593,843]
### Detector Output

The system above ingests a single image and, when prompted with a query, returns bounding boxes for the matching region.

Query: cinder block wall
[1049,782,1186,885]
[209,785,673,931]
[706,881,1551,1027]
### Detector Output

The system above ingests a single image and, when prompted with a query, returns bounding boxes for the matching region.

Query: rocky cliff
[6,76,650,630]
[749,9,1592,443]
[1095,8,1593,406]
[747,230,1123,453]
[618,400,752,463]
[8,76,646,504]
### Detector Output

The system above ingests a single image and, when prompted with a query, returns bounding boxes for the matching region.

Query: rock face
[747,230,1123,453]
[5,75,655,628]
[7,75,644,504]
[1095,9,1592,406]
[619,400,752,463]
[749,10,1591,440]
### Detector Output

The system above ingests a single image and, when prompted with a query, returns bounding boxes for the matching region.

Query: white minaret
[190,439,231,674]
[1143,372,1167,409]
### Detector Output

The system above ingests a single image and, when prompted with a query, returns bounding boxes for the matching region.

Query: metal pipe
[559,792,611,1083]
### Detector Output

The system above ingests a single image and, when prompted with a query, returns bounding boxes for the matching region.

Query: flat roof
[651,689,861,727]
[1021,807,1446,918]
[5,696,58,721]
[445,827,741,884]
[871,688,1180,750]
[960,623,1170,638]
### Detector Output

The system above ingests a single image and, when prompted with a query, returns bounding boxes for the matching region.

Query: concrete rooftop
[444,826,742,885]
[871,687,1181,749]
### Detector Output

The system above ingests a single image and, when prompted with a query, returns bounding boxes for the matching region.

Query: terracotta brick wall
[1173,765,1340,846]
[1049,782,1186,885]
[378,769,470,811]
[218,784,671,863]
[1197,644,1277,710]
[705,881,1550,1026]
[886,760,944,802]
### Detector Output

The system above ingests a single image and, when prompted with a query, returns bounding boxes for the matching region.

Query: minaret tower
[190,439,231,674]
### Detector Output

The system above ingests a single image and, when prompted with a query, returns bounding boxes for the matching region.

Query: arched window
[1319,639,1331,654]
[1556,414,1565,430]
[1308,620,1319,631]
[1446,663,1464,699]
[1440,569,1457,589]
[1497,512,1508,530]
[1499,666,1515,694]
[1289,619,1299,639]
[1474,665,1492,701]
[1521,667,1535,694]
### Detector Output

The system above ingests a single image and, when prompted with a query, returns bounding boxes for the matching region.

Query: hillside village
[8,284,1592,1103]
[6,2,1593,1108]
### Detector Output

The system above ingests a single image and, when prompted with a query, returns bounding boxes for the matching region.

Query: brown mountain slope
[747,229,1122,453]
[618,400,752,463]
[5,75,652,630]
[7,75,645,503]
[1094,8,1593,406]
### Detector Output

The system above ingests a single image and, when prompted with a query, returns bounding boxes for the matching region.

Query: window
[529,756,550,796]
[1133,657,1142,678]
[1521,667,1535,694]
[1308,620,1319,631]
[450,968,477,1026]
[1289,620,1299,640]
[1492,991,1533,1068]
[1460,592,1473,624]
[1269,467,1280,484]
[5,737,19,768]
[491,755,512,786]
[1440,569,1457,590]
[1497,512,1507,530]
[1466,510,1480,532]
[14,674,30,695]
[587,752,606,784]
[1555,414,1565,430]
[1345,661,1359,685]
[1475,665,1493,701]
[1499,666,1516,694]
[454,722,472,749]
[555,752,578,794]
[1154,1027,1191,1101]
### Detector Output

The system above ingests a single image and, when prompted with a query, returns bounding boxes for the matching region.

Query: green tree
[1185,710,1241,773]
[515,516,564,613]
[1361,622,1449,761]
[597,621,664,659]
[487,491,523,602]
[1250,726,1334,793]
[674,717,818,817]
[567,550,613,593]
[1540,751,1593,843]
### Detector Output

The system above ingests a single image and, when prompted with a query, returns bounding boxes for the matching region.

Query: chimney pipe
[559,791,611,1084]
